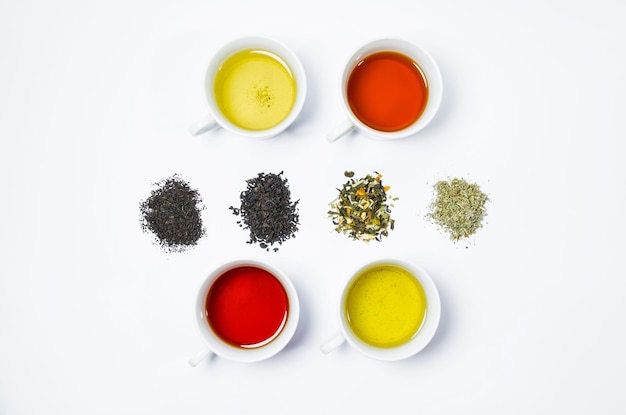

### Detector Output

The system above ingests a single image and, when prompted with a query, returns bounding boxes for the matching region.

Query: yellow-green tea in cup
[213,49,296,131]
[344,263,427,348]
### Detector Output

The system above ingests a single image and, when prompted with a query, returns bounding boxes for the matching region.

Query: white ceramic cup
[327,39,442,142]
[189,259,300,366]
[189,37,307,139]
[320,258,441,361]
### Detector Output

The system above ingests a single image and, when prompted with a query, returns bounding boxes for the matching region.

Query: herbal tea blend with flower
[328,171,397,241]
[427,177,489,240]
[230,171,300,252]
[140,174,206,252]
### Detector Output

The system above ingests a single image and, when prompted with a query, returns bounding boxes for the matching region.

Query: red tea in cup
[205,265,289,349]
[347,51,429,132]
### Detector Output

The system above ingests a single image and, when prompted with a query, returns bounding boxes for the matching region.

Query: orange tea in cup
[346,51,428,132]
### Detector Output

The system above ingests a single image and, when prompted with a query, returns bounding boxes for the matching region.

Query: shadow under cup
[195,261,299,362]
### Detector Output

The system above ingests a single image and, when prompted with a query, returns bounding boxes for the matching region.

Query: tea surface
[347,51,428,132]
[214,49,296,131]
[206,266,288,348]
[344,264,427,348]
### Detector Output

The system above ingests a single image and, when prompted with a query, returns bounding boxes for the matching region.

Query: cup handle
[189,114,220,136]
[326,119,355,142]
[188,348,214,367]
[320,332,346,354]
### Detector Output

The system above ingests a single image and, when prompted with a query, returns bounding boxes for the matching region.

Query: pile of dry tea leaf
[427,177,489,241]
[230,171,300,252]
[140,174,205,252]
[328,171,397,241]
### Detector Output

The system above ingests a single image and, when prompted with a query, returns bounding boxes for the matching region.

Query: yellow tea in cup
[213,49,297,131]
[344,263,427,348]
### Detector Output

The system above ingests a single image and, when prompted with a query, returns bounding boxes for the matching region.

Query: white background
[1,0,625,413]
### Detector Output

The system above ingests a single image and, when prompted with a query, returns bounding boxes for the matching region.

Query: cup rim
[194,259,300,362]
[337,258,441,361]
[340,38,443,141]
[204,36,307,139]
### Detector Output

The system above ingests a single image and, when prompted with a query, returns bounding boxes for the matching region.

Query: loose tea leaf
[230,171,300,252]
[140,174,205,252]
[328,171,397,241]
[427,177,489,240]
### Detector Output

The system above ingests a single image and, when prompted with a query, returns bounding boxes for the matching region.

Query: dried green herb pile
[140,174,205,252]
[230,171,300,252]
[427,178,489,240]
[328,171,396,241]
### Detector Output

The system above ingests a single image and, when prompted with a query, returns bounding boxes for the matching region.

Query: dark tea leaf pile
[230,171,300,252]
[140,174,205,252]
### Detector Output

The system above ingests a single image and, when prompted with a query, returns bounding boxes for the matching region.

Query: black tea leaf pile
[140,174,205,252]
[230,171,300,252]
